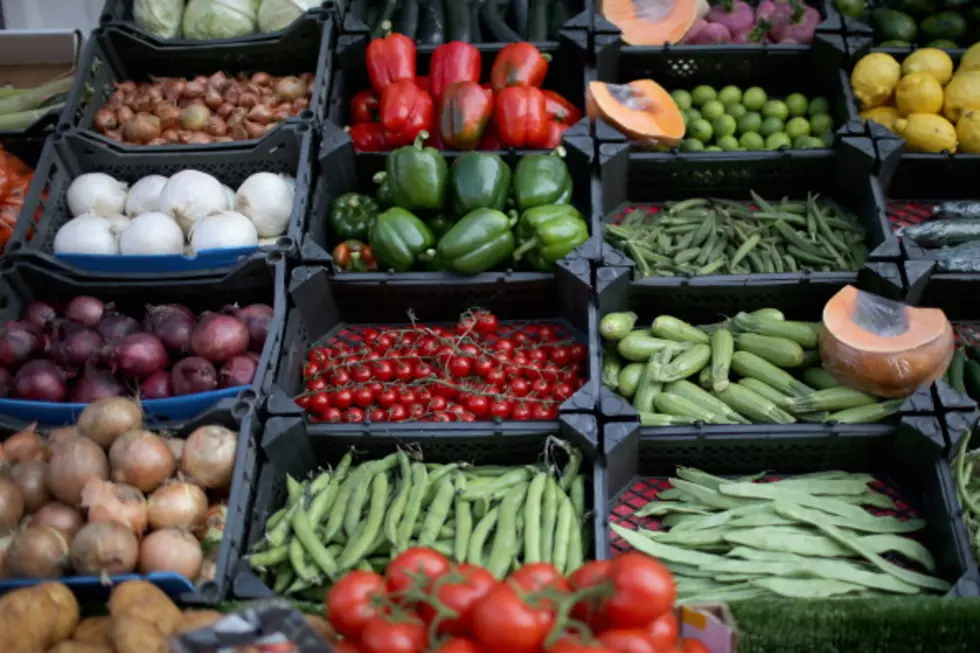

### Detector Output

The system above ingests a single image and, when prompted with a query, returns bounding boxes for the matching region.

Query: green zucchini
[395,0,421,38]
[371,0,400,36]
[967,345,980,365]
[528,0,549,40]
[902,219,980,248]
[713,384,797,424]
[735,333,806,369]
[481,0,521,41]
[418,0,447,44]
[948,347,967,396]
[549,0,570,39]
[511,0,529,38]
[964,359,980,402]
[826,400,903,424]
[801,367,839,390]
[446,0,473,40]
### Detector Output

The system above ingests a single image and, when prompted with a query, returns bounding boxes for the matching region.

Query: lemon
[893,114,958,153]
[943,71,980,122]
[860,105,902,131]
[959,43,980,74]
[901,48,954,86]
[895,73,944,115]
[851,53,902,110]
[956,111,980,153]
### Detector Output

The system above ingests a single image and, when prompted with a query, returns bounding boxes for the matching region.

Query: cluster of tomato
[0,146,35,249]
[296,311,587,424]
[324,546,706,653]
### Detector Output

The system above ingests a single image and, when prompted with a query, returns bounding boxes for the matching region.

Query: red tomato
[432,638,481,653]
[470,583,554,653]
[418,563,496,635]
[475,312,499,333]
[385,547,452,596]
[594,553,676,631]
[359,617,427,653]
[547,636,615,653]
[333,642,359,653]
[678,640,710,653]
[568,560,611,625]
[596,630,661,653]
[647,611,678,650]
[507,562,571,606]
[325,570,384,641]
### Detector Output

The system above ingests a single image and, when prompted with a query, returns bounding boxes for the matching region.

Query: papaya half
[586,80,686,146]
[819,285,954,398]
[601,0,697,45]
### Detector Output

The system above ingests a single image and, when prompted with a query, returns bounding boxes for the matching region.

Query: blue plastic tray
[0,571,195,600]
[55,246,261,274]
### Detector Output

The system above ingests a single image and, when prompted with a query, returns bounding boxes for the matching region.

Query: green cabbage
[257,0,320,33]
[182,0,257,40]
[134,0,185,39]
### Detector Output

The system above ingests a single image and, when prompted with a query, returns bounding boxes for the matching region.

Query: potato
[72,618,112,647]
[175,610,222,635]
[108,581,181,636]
[0,584,62,653]
[39,582,79,644]
[303,615,335,642]
[111,617,166,653]
[49,641,112,653]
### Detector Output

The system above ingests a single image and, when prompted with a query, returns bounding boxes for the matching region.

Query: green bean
[266,503,298,547]
[307,473,334,527]
[265,507,288,532]
[419,477,456,546]
[459,468,529,500]
[454,494,473,564]
[385,450,413,546]
[523,473,548,563]
[286,475,304,503]
[560,447,582,493]
[570,476,586,520]
[289,537,319,583]
[249,544,289,568]
[467,507,499,566]
[539,474,560,564]
[488,484,528,578]
[552,495,576,574]
[396,462,430,551]
[339,473,389,570]
[272,566,296,594]
[323,474,357,543]
[293,506,338,579]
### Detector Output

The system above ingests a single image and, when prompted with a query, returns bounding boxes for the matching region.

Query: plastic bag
[257,0,319,33]
[169,601,333,653]
[134,0,185,39]
[182,0,257,40]
[819,285,954,398]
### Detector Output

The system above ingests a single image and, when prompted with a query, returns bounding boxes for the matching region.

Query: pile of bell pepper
[348,37,582,152]
[329,136,590,275]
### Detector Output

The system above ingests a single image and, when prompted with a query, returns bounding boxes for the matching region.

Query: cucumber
[418,0,447,44]
[481,0,521,41]
[549,0,570,39]
[886,0,937,13]
[903,219,980,248]
[447,0,473,40]
[511,0,528,38]
[871,8,918,42]
[948,347,967,396]
[927,38,960,48]
[371,0,400,36]
[921,11,968,40]
[395,0,421,38]
[964,359,980,402]
[528,0,549,40]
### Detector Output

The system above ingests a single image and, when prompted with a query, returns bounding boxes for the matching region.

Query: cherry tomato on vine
[512,352,529,366]
[465,395,490,419]
[489,400,511,419]
[414,361,434,379]
[594,552,676,631]
[459,343,480,357]
[332,389,354,410]
[332,642,359,653]
[385,547,452,596]
[531,378,551,396]
[447,403,466,416]
[457,315,477,334]
[427,396,448,412]
[532,403,556,420]
[397,389,417,406]
[678,639,710,653]
[369,408,387,422]
[351,366,372,383]
[353,387,375,408]
[310,393,330,412]
[372,360,394,381]
[419,336,439,355]
[418,563,496,636]
[432,411,452,422]
[514,332,531,345]
[510,378,530,397]
[388,404,408,421]
[647,611,679,651]
[470,583,554,653]
[345,407,366,423]
[511,403,532,420]
[550,347,571,366]
[415,387,432,404]
[303,361,321,378]
[539,326,557,341]
[409,403,426,418]
[548,636,616,653]
[458,412,476,422]
[331,369,350,386]
[475,311,499,333]
[432,638,481,653]
[596,629,660,653]
[359,616,427,653]
[325,570,384,641]
[508,562,570,595]
[486,368,506,388]
[377,388,398,408]
[568,560,612,626]
[569,344,586,362]
[323,407,343,422]
[449,356,472,377]
[473,356,495,377]
[528,349,546,363]
[493,339,514,353]
[395,361,414,382]
[308,377,328,392]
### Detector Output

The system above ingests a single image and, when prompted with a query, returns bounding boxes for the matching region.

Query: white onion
[66,173,128,218]
[125,175,168,217]
[190,211,259,252]
[54,213,119,255]
[235,172,294,238]
[104,213,132,232]
[158,170,229,235]
[119,212,186,255]
[222,184,236,209]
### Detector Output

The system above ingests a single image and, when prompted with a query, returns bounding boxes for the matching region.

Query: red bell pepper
[437,82,493,151]
[490,42,550,92]
[542,90,583,125]
[350,90,380,123]
[366,33,416,95]
[348,122,389,152]
[478,122,501,150]
[429,41,482,102]
[380,80,434,147]
[494,86,549,148]
[416,76,430,92]
[542,121,566,149]
[426,127,445,150]
[332,240,377,272]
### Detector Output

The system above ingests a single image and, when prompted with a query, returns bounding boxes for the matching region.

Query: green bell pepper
[449,152,512,215]
[514,204,589,271]
[428,212,457,238]
[369,207,436,272]
[374,172,394,207]
[330,192,380,241]
[513,147,573,212]
[436,208,516,276]
[385,132,449,211]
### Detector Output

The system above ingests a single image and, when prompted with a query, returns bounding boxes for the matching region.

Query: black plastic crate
[841,5,971,53]
[599,418,980,597]
[597,136,902,293]
[265,262,599,433]
[301,120,598,278]
[98,0,335,46]
[326,30,591,146]
[0,254,286,425]
[343,0,592,48]
[59,20,332,150]
[5,125,314,280]
[593,33,853,150]
[229,413,603,598]
[596,263,936,428]
[0,132,49,170]
[0,398,261,603]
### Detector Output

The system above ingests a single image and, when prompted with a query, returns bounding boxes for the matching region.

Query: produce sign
[295,311,586,423]
[0,145,35,251]
[349,39,581,152]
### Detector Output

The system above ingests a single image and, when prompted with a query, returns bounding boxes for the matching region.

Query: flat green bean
[488,484,528,578]
[523,473,548,563]
[539,474,560,564]
[396,463,430,551]
[419,477,456,546]
[552,495,575,573]
[339,473,390,570]
[467,507,499,566]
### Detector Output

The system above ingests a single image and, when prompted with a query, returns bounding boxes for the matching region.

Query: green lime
[786,93,808,117]
[671,89,693,111]
[691,85,717,106]
[808,96,830,117]
[717,135,740,151]
[680,138,705,152]
[705,146,723,152]
[740,132,765,150]
[809,113,833,135]
[817,131,835,147]
[785,117,811,139]
[743,87,767,111]
[765,132,792,150]
[737,111,763,134]
[792,135,812,149]
[762,100,789,121]
[688,118,714,143]
[713,114,738,138]
[701,100,726,121]
[725,103,747,119]
[684,108,702,124]
[799,136,826,149]
[718,85,743,106]
[759,116,785,137]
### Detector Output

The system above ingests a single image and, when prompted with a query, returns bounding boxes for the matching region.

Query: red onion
[23,301,58,331]
[219,354,258,388]
[70,366,124,403]
[50,322,104,368]
[227,304,273,353]
[110,332,168,380]
[0,320,43,369]
[13,360,67,402]
[144,304,196,353]
[97,312,140,343]
[0,367,10,397]
[140,369,173,399]
[190,313,249,363]
[65,296,106,327]
[171,357,218,396]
